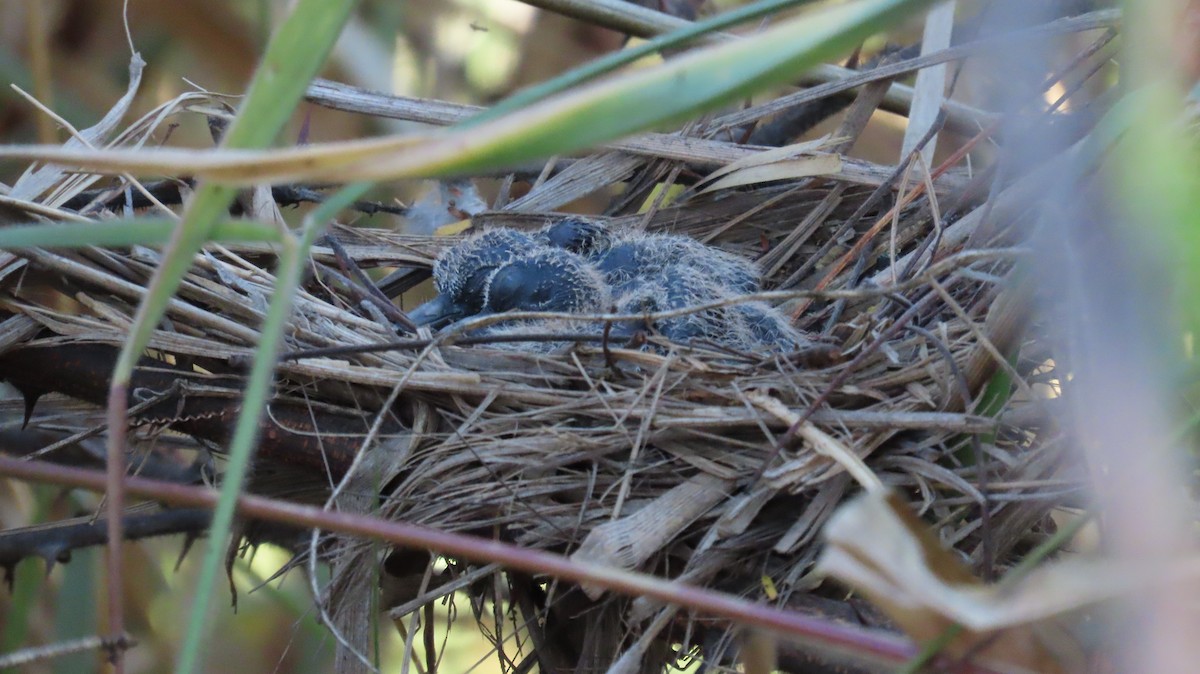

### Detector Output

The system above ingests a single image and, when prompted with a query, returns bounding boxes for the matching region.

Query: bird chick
[536,218,614,260]
[469,247,611,351]
[410,228,540,327]
[610,266,734,345]
[597,232,760,295]
[411,224,804,355]
[612,266,805,353]
[481,247,609,316]
[729,302,810,352]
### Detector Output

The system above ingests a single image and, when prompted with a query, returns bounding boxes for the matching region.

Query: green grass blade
[470,0,823,126]
[124,2,363,673]
[178,182,372,674]
[0,218,282,248]
[0,0,940,184]
[1113,85,1200,338]
[344,0,943,177]
[1116,4,1200,342]
[116,0,361,387]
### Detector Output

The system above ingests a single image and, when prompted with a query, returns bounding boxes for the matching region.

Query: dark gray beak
[407,295,463,328]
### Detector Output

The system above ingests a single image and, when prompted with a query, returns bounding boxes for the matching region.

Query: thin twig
[0,455,1008,674]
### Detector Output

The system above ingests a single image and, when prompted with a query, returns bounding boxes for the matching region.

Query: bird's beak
[407,296,463,328]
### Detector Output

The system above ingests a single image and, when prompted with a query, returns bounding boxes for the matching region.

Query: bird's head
[482,248,609,316]
[410,228,539,327]
[537,218,614,260]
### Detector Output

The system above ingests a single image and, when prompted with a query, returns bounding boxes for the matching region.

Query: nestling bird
[445,247,611,352]
[535,217,614,260]
[412,231,608,332]
[596,232,760,295]
[409,228,539,327]
[480,247,610,316]
[609,266,731,344]
[410,222,807,354]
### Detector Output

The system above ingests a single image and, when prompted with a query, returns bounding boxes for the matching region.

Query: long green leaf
[178,182,372,674]
[470,0,824,125]
[141,2,363,673]
[0,218,282,248]
[116,0,361,387]
[443,0,933,168]
[1110,2,1200,345]
[0,0,939,185]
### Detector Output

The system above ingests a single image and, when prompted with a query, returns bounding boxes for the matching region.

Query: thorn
[225,535,240,613]
[40,553,57,578]
[227,560,239,613]
[20,389,41,429]
[174,533,197,573]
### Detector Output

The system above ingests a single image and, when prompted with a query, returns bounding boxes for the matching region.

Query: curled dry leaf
[818,491,1102,673]
[11,53,145,202]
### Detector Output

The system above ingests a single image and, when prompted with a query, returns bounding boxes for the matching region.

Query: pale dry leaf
[697,135,837,186]
[11,53,146,201]
[814,491,1184,672]
[698,154,844,194]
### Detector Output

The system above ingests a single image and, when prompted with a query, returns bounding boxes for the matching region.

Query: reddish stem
[0,455,1007,674]
[103,384,127,673]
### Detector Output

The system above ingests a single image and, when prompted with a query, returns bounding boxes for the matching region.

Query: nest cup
[362,183,1042,668]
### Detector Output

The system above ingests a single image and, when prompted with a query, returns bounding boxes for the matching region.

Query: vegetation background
[0,2,615,671]
[2,1,1197,673]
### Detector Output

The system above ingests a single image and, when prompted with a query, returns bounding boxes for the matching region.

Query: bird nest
[0,81,1068,672]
